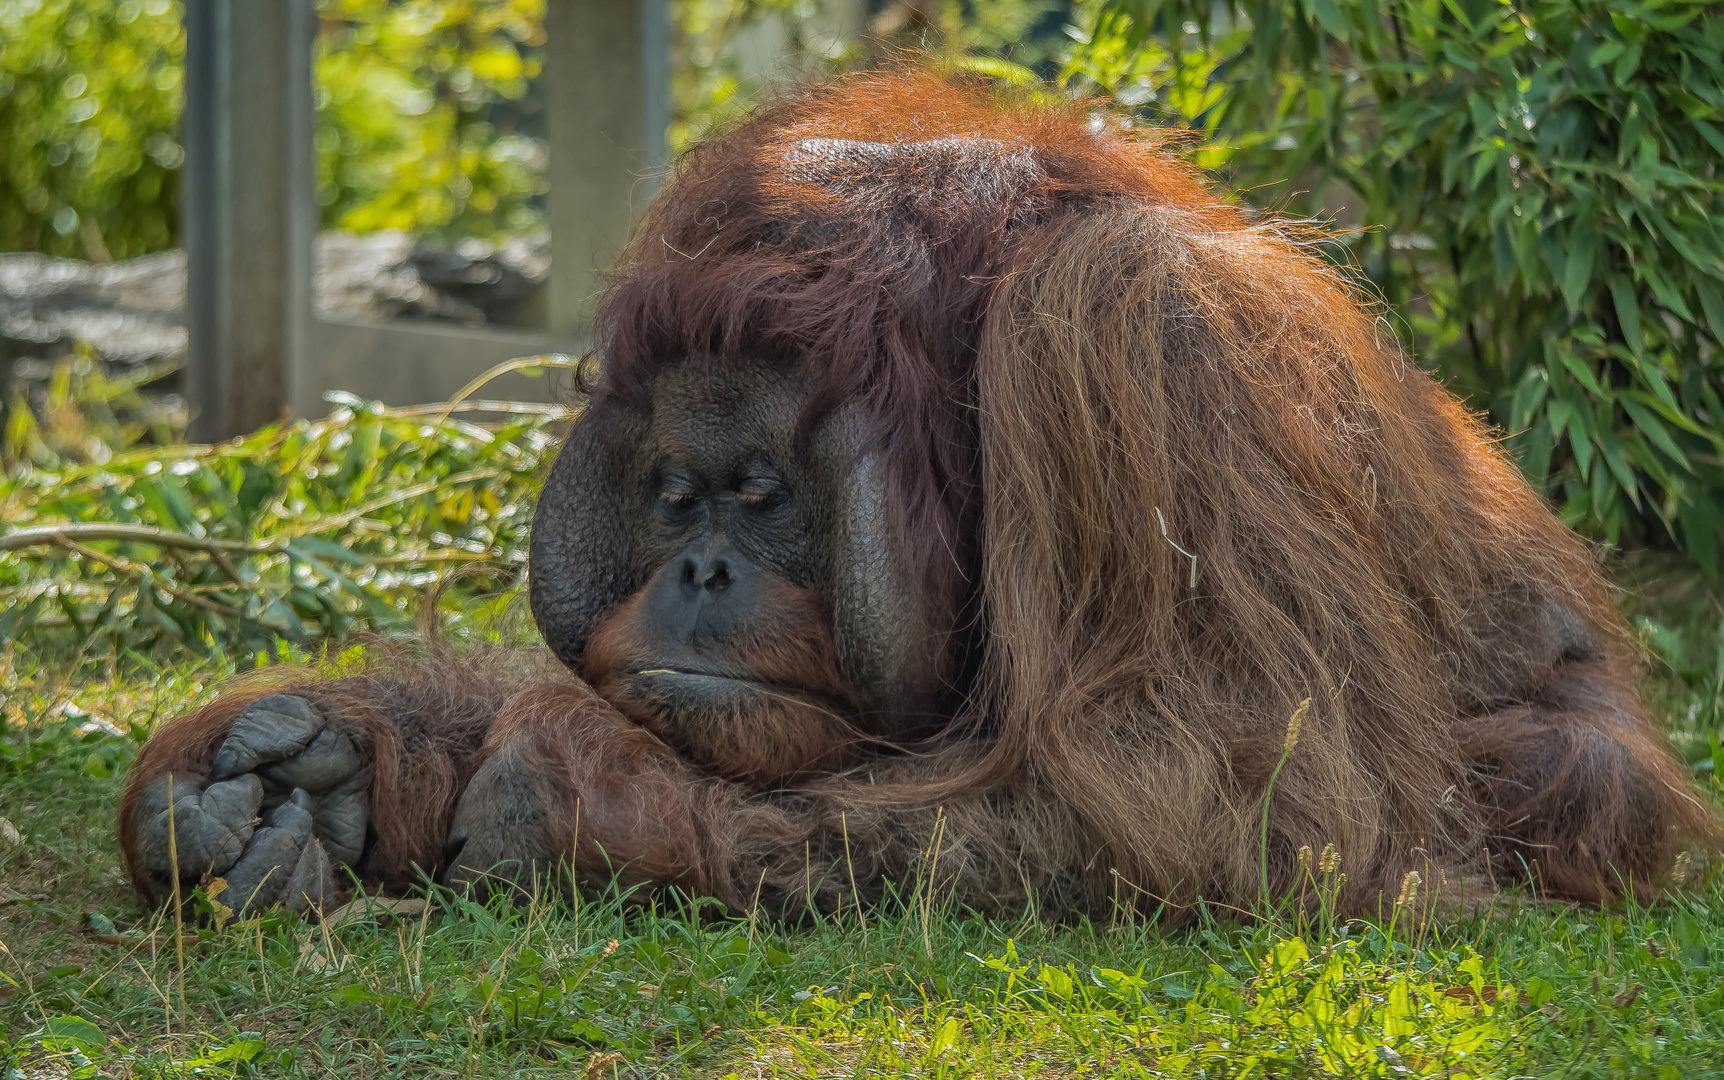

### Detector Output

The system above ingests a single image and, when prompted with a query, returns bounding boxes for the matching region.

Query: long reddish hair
[593,71,1715,908]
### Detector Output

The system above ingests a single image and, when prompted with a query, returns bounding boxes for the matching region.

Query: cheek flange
[528,407,641,671]
[833,449,928,720]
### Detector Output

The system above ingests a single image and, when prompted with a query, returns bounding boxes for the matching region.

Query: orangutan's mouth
[635,668,769,689]
[632,668,817,700]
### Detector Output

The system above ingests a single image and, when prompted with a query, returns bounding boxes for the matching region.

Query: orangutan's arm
[443,684,1078,917]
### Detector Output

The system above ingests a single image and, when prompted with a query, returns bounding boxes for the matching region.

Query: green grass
[3,645,1724,1079]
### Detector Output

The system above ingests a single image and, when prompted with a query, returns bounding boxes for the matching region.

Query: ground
[3,638,1723,1080]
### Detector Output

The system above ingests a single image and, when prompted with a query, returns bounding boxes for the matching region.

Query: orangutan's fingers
[133,772,263,884]
[207,789,342,916]
[257,727,367,796]
[210,693,366,797]
[308,770,369,868]
[284,836,336,915]
[210,695,323,780]
[443,752,554,903]
[221,790,316,914]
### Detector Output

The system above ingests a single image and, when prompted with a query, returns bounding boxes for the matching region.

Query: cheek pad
[529,407,642,670]
[818,414,925,719]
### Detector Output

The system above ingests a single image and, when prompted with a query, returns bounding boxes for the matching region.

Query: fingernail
[290,788,313,810]
[211,749,238,778]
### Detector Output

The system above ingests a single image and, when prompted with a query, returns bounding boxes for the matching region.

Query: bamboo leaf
[1598,436,1640,508]
[1556,349,1605,398]
[1609,275,1642,354]
[1515,418,1555,485]
[1640,263,1695,322]
[1619,397,1691,472]
[1695,278,1724,344]
[1569,423,1594,481]
[1561,224,1598,314]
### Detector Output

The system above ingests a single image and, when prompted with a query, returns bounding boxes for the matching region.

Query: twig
[428,355,587,430]
[275,468,502,536]
[53,536,255,621]
[1155,507,1200,589]
[167,775,186,1031]
[8,483,513,568]
[208,548,246,586]
[0,523,268,555]
[383,399,579,419]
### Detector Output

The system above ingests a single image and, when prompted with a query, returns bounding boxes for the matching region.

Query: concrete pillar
[182,0,671,429]
[182,0,310,441]
[545,0,669,337]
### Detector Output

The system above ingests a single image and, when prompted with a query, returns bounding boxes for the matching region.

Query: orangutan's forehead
[784,136,1034,169]
[644,359,803,460]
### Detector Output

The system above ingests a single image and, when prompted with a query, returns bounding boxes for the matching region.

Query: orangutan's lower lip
[633,669,798,694]
[636,668,756,685]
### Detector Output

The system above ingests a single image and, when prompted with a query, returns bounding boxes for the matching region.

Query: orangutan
[119,73,1716,921]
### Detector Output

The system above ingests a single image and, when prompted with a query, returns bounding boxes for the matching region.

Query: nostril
[703,560,732,594]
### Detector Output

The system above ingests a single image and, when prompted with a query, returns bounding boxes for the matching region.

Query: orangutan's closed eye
[118,71,1717,922]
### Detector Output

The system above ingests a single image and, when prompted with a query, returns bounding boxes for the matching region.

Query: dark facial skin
[632,360,830,645]
[577,362,878,785]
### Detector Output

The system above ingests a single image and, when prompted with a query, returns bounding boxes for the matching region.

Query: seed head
[1297,844,1313,870]
[1394,871,1422,908]
[1283,697,1311,754]
[1670,850,1692,886]
[1318,843,1340,874]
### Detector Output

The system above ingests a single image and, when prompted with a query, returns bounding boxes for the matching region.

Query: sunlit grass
[3,646,1723,1078]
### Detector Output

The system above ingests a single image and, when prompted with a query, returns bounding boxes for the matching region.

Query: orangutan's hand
[129,694,369,914]
[441,742,560,902]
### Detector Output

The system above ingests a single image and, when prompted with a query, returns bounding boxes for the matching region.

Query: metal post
[182,0,301,442]
[545,0,669,338]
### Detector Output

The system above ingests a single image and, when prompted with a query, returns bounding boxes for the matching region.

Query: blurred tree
[0,0,184,260]
[669,1,1079,151]
[868,0,1074,73]
[313,0,548,242]
[671,0,835,152]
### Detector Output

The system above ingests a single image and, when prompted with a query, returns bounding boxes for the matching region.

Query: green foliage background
[0,359,566,660]
[0,1,1080,254]
[0,0,183,259]
[313,0,548,242]
[3,0,1722,575]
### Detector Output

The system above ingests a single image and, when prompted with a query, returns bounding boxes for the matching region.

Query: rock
[314,230,547,327]
[0,230,550,389]
[0,249,188,373]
